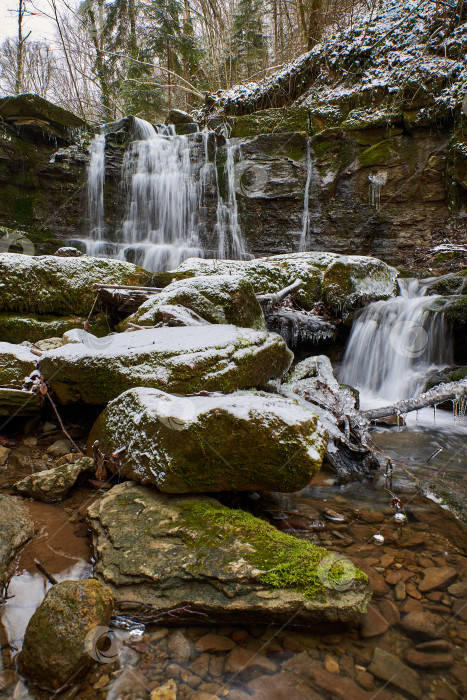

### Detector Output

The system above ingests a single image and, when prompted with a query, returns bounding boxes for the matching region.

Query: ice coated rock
[39,325,293,404]
[0,494,35,586]
[152,252,398,314]
[87,482,371,624]
[0,253,150,316]
[119,275,266,330]
[0,342,37,387]
[20,579,113,691]
[89,388,328,493]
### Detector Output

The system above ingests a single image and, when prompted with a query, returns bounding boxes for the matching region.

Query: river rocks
[46,438,73,457]
[89,388,327,492]
[0,342,36,387]
[0,253,150,316]
[120,275,266,330]
[368,648,421,699]
[0,387,42,416]
[400,611,445,640]
[0,494,35,586]
[404,648,454,670]
[153,252,398,315]
[418,567,458,593]
[39,325,293,404]
[20,579,114,691]
[87,482,370,624]
[14,457,96,503]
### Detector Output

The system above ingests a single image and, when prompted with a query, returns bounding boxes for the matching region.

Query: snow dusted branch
[256,279,304,307]
[362,379,467,421]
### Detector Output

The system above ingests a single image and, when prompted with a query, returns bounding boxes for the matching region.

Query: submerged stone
[0,494,35,586]
[120,275,266,331]
[39,325,293,404]
[0,342,37,387]
[14,457,96,503]
[89,388,328,493]
[0,253,151,316]
[87,482,371,624]
[20,579,114,691]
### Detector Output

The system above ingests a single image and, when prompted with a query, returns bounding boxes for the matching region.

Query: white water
[339,279,453,405]
[82,119,248,272]
[299,138,321,251]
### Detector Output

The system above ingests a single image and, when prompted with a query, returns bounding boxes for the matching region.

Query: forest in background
[0,0,396,122]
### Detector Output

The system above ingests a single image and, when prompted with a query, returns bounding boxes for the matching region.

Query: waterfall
[87,134,105,241]
[299,137,312,251]
[339,279,453,403]
[81,118,249,272]
[299,138,321,252]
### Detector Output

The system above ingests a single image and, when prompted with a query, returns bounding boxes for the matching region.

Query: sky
[0,0,60,43]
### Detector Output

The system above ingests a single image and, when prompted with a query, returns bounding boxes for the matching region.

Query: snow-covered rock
[0,342,37,387]
[89,388,328,493]
[119,274,265,330]
[87,482,370,624]
[0,253,150,316]
[39,325,293,404]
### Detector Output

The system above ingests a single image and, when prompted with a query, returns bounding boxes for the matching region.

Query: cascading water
[339,279,453,404]
[299,138,321,251]
[82,118,248,272]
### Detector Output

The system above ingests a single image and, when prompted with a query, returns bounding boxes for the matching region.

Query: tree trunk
[362,380,467,421]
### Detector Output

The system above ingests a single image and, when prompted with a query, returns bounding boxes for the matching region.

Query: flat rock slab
[89,388,327,493]
[0,253,150,316]
[418,566,458,593]
[368,647,422,699]
[87,482,371,625]
[39,325,293,404]
[0,342,37,388]
[0,494,35,586]
[14,457,96,503]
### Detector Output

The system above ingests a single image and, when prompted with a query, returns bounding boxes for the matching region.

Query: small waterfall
[87,134,106,240]
[299,137,312,251]
[339,279,453,403]
[80,119,249,272]
[299,138,321,252]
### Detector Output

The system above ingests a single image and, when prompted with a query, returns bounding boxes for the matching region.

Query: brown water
[1,414,466,700]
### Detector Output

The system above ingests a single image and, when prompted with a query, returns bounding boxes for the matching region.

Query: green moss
[358,139,392,167]
[177,500,367,599]
[226,108,310,138]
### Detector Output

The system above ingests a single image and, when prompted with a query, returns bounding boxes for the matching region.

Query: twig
[34,559,58,585]
[45,391,83,455]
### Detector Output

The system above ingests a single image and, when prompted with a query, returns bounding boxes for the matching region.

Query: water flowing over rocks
[0,494,35,586]
[38,325,293,404]
[0,253,151,316]
[87,482,370,624]
[88,388,328,493]
[119,275,266,331]
[19,579,114,691]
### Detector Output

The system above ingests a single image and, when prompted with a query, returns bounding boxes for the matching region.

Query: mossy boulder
[0,313,108,344]
[153,253,398,315]
[87,481,371,624]
[38,325,293,404]
[0,253,151,316]
[14,457,96,503]
[427,271,466,296]
[89,388,328,493]
[0,93,87,141]
[0,494,35,586]
[322,256,398,313]
[120,275,265,330]
[0,342,36,387]
[20,579,114,691]
[442,296,467,327]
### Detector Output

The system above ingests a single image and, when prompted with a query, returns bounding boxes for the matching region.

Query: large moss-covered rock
[120,275,266,330]
[153,252,398,314]
[20,579,114,691]
[0,342,36,387]
[0,313,109,343]
[322,256,398,313]
[0,494,35,586]
[39,325,293,404]
[14,457,96,503]
[0,253,151,316]
[0,94,86,141]
[87,482,370,624]
[89,388,328,493]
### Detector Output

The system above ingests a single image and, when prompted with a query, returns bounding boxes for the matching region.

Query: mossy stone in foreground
[0,313,108,343]
[0,494,35,586]
[87,482,371,625]
[89,388,328,493]
[20,579,113,691]
[0,342,36,387]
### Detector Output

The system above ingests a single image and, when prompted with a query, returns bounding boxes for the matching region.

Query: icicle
[299,137,312,251]
[368,171,387,210]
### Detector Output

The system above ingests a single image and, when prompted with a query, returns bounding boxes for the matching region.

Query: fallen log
[94,285,162,318]
[362,379,467,421]
[257,279,303,307]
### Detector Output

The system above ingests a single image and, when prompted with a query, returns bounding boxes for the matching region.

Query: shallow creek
[0,409,466,700]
